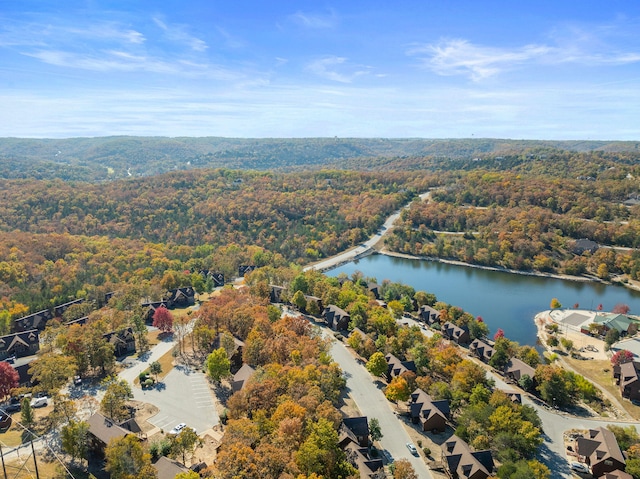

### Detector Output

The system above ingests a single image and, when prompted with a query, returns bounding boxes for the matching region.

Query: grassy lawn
[565,356,640,420]
[134,348,175,386]
[3,457,92,479]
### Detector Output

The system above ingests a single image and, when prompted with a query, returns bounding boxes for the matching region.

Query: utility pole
[0,443,7,479]
[30,440,40,479]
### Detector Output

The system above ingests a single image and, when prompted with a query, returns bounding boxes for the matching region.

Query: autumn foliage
[152,306,174,333]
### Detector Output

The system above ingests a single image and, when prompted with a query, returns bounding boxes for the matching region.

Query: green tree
[28,353,77,394]
[292,290,307,311]
[387,300,404,319]
[149,361,162,382]
[21,397,34,428]
[369,417,383,442]
[366,352,388,377]
[61,420,89,463]
[105,435,156,479]
[175,472,200,479]
[206,347,231,382]
[171,427,203,464]
[550,298,562,309]
[605,328,621,349]
[101,376,133,421]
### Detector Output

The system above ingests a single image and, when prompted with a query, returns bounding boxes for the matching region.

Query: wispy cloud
[289,10,338,29]
[153,16,208,52]
[408,39,551,81]
[307,56,370,83]
[409,31,640,81]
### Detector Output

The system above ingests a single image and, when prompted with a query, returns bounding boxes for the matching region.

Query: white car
[406,442,418,456]
[30,396,48,408]
[169,423,187,435]
[569,462,589,473]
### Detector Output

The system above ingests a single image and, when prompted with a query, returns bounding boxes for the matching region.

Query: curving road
[304,192,430,272]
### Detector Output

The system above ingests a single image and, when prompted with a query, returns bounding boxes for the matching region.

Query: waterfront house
[385,353,416,380]
[469,339,495,363]
[504,358,536,384]
[324,305,350,331]
[442,322,470,345]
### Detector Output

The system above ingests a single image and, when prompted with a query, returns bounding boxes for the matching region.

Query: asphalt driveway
[131,364,219,435]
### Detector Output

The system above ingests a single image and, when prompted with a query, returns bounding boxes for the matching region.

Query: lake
[329,253,640,347]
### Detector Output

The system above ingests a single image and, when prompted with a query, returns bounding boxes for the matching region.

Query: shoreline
[377,248,597,283]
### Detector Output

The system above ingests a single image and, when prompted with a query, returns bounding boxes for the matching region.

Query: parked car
[569,462,589,473]
[30,396,48,408]
[406,442,418,456]
[4,397,21,412]
[169,423,187,435]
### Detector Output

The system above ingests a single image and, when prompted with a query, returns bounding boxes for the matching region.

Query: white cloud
[409,32,640,81]
[289,10,337,29]
[307,56,369,83]
[408,39,551,81]
[153,16,208,52]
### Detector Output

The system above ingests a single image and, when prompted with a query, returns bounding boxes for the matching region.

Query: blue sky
[1,1,640,139]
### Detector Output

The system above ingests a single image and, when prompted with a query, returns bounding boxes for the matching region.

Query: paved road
[305,192,429,272]
[326,330,433,478]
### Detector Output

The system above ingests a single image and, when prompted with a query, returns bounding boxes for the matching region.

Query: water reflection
[329,254,640,347]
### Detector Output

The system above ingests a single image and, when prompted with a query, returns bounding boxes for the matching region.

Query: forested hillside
[1,136,639,181]
[0,168,435,328]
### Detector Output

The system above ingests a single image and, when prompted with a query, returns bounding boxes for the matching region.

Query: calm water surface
[329,254,640,347]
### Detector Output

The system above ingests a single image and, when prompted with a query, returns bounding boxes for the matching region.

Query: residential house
[0,330,39,360]
[166,287,196,308]
[442,322,471,345]
[442,435,494,479]
[602,471,633,479]
[341,417,370,447]
[103,328,136,357]
[418,305,441,326]
[213,333,245,372]
[9,356,38,386]
[367,282,380,300]
[614,361,640,401]
[231,363,256,392]
[499,390,522,404]
[270,285,286,304]
[304,295,323,314]
[103,291,116,306]
[469,339,495,363]
[238,265,256,277]
[65,316,88,326]
[14,310,53,331]
[153,456,190,479]
[385,353,416,380]
[341,438,384,479]
[200,270,225,287]
[54,298,85,317]
[504,358,536,384]
[572,238,600,255]
[324,305,350,331]
[142,301,170,323]
[576,427,626,478]
[87,412,138,457]
[409,388,450,433]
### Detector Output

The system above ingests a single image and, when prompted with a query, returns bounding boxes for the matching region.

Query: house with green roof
[594,313,639,336]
